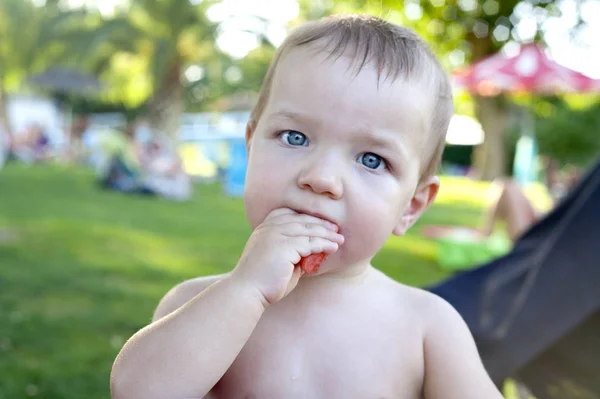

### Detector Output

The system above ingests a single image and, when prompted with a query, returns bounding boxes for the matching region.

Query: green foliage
[18,0,220,110]
[535,99,600,167]
[0,0,65,90]
[299,0,564,64]
[185,45,276,112]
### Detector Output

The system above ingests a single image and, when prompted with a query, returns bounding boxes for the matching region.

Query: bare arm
[151,274,226,322]
[422,294,503,399]
[110,274,267,399]
[110,209,342,399]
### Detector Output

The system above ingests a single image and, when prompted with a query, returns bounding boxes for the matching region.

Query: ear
[393,175,440,236]
[245,120,256,153]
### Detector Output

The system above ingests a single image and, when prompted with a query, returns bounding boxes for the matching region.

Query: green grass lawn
[0,163,503,398]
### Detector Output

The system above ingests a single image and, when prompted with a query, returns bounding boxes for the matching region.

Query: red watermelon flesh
[298,253,328,274]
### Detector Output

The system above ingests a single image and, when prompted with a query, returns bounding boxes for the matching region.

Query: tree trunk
[0,84,13,147]
[467,34,511,179]
[472,96,512,180]
[148,61,183,140]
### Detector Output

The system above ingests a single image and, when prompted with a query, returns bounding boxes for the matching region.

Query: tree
[0,0,64,140]
[0,1,136,141]
[53,0,219,137]
[184,44,276,113]
[397,0,564,180]
[129,0,218,136]
[535,97,600,168]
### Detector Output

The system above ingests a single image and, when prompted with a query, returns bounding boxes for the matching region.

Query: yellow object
[179,143,217,178]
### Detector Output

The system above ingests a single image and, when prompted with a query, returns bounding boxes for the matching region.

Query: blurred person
[99,122,144,193]
[134,117,153,146]
[99,124,191,201]
[111,15,501,399]
[139,137,192,201]
[479,178,541,242]
[424,163,584,245]
[10,123,52,164]
[422,178,536,245]
[64,114,91,164]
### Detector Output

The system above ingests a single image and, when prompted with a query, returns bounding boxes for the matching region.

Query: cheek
[243,145,290,229]
[343,184,412,258]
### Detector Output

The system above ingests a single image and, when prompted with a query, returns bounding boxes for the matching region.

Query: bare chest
[211,306,423,399]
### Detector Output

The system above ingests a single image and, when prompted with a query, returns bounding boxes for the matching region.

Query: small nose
[297,156,343,199]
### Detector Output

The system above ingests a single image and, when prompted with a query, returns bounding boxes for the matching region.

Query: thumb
[284,266,304,297]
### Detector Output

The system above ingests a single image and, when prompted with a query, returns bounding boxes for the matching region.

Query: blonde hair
[249,14,453,180]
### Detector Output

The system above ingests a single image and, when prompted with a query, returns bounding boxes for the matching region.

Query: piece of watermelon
[298,253,328,274]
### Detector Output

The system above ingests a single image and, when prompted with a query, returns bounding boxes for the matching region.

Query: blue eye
[280,130,308,146]
[358,152,385,170]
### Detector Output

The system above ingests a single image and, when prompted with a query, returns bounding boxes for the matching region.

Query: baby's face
[244,46,433,272]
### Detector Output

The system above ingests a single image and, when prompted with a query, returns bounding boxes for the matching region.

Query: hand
[231,208,344,305]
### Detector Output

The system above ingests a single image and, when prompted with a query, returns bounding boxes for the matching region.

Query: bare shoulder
[152,273,230,322]
[408,286,465,329]
[370,272,501,397]
[385,277,471,341]
[405,287,478,347]
[375,271,461,323]
[373,273,466,346]
[373,270,441,315]
[412,290,502,397]
[367,270,442,336]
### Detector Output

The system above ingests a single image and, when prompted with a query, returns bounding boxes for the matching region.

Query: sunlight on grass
[437,176,553,212]
[504,379,538,399]
[383,234,438,263]
[438,176,491,208]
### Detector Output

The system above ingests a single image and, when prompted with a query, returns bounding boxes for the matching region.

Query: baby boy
[111,14,502,399]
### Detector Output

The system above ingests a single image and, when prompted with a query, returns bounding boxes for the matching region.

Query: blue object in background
[224,138,247,197]
[513,135,539,186]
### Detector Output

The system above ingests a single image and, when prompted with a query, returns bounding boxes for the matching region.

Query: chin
[307,248,360,276]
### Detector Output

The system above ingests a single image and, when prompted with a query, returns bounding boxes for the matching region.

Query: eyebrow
[356,128,410,162]
[267,109,319,126]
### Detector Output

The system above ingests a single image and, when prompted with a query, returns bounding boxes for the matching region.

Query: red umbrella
[452,43,600,184]
[453,43,600,96]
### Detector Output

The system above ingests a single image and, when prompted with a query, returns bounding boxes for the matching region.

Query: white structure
[179,111,249,142]
[445,115,485,146]
[6,94,65,147]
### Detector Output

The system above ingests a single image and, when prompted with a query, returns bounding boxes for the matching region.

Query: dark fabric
[429,159,600,392]
[516,308,600,399]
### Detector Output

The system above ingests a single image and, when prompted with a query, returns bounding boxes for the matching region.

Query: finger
[263,208,296,222]
[269,213,339,231]
[293,236,340,258]
[284,266,304,297]
[281,223,344,245]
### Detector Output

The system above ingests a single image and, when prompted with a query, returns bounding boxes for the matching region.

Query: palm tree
[54,0,218,138]
[0,0,60,140]
[137,0,217,137]
[0,0,112,143]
